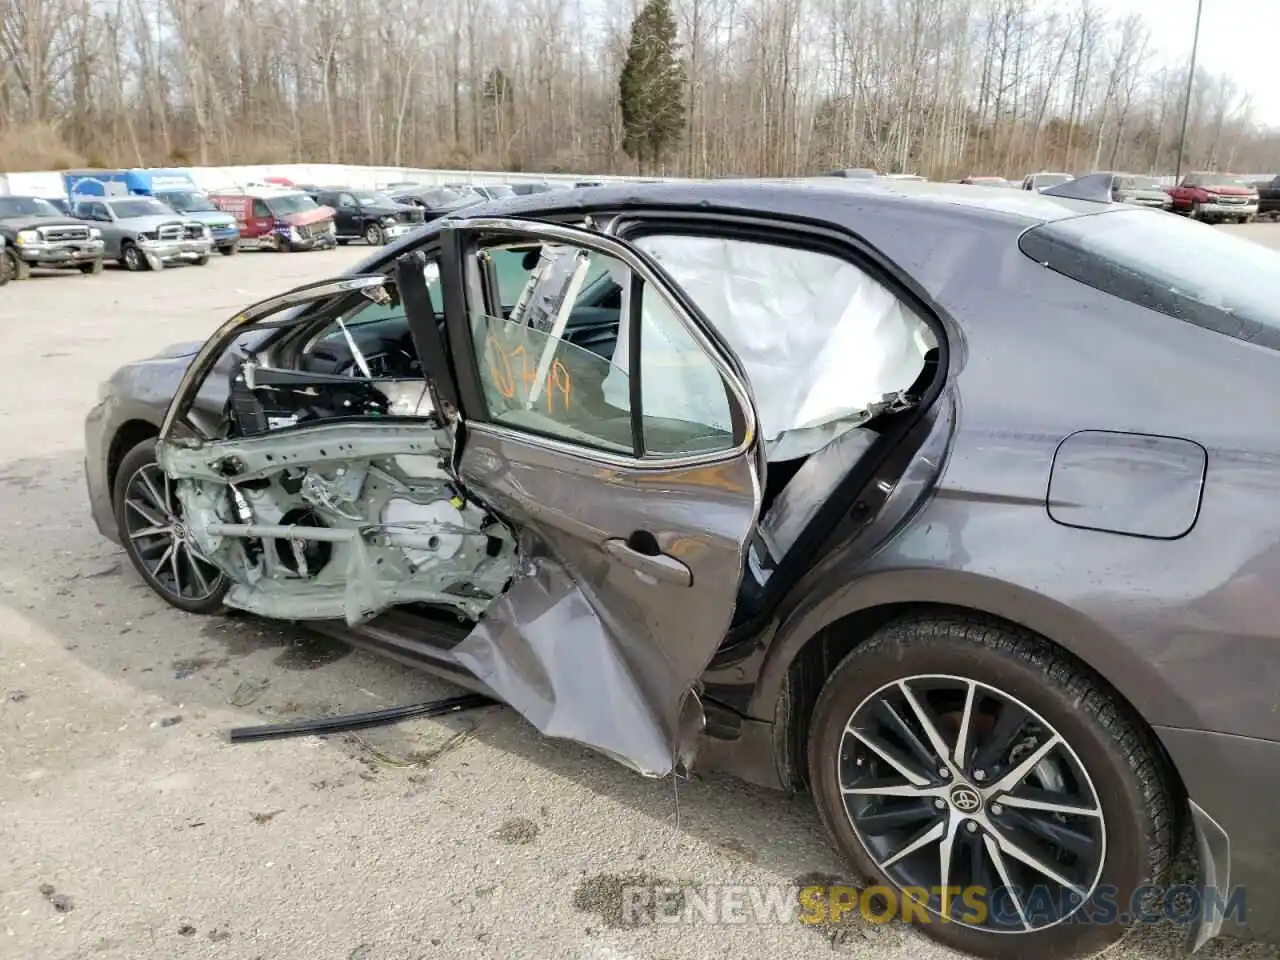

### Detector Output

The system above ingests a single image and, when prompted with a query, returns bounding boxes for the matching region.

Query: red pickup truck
[1166,172,1259,223]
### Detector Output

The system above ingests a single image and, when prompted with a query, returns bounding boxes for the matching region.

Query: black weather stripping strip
[226,693,498,744]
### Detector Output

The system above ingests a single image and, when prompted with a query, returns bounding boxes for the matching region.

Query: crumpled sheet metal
[451,550,677,778]
[632,234,936,461]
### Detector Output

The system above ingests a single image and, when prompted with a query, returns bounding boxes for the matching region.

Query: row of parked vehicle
[0,168,570,285]
[961,168,1271,223]
[828,165,1273,224]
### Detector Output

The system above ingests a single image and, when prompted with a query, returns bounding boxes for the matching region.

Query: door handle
[603,538,693,587]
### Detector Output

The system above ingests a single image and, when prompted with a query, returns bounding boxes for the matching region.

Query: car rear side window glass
[469,244,634,454]
[465,242,735,457]
[1020,209,1280,347]
[252,200,269,218]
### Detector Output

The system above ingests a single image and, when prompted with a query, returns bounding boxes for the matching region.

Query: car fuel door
[428,217,764,777]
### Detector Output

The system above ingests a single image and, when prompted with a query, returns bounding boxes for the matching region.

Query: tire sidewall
[365,222,384,245]
[808,627,1157,960]
[122,243,143,271]
[6,248,29,280]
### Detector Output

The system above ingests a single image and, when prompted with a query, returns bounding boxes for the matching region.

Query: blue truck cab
[62,169,241,255]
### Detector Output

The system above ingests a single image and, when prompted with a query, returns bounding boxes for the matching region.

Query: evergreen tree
[618,0,686,174]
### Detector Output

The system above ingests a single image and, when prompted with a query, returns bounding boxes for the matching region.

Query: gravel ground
[2,231,1279,960]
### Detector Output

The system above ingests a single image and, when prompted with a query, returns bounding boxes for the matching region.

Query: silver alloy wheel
[838,674,1107,933]
[122,244,143,271]
[121,462,224,601]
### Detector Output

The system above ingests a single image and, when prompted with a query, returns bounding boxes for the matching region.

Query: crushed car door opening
[154,215,948,779]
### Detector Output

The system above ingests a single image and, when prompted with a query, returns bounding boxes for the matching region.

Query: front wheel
[5,248,30,280]
[192,254,210,266]
[113,438,229,615]
[218,242,239,256]
[364,222,385,246]
[807,613,1174,960]
[120,241,147,272]
[79,258,104,275]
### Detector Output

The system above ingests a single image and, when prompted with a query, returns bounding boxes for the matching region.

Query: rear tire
[807,613,1174,960]
[113,438,228,615]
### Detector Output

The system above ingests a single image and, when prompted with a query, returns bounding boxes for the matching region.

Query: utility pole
[1174,0,1205,181]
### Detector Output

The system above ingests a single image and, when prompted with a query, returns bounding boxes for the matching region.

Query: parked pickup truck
[0,195,106,280]
[1166,172,1259,223]
[1254,175,1280,218]
[302,187,424,246]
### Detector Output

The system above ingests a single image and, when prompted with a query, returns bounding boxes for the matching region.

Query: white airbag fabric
[631,235,935,461]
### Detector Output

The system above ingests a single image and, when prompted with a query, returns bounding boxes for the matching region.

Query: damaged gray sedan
[85,180,1280,958]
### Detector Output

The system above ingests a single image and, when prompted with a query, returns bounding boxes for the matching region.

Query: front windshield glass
[266,193,320,215]
[1036,174,1072,187]
[0,196,61,217]
[1021,208,1280,348]
[159,191,217,212]
[419,187,469,206]
[1202,175,1250,190]
[485,185,516,198]
[1119,175,1161,190]
[108,198,173,218]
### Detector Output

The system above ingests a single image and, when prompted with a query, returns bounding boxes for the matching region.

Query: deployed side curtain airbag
[630,235,935,461]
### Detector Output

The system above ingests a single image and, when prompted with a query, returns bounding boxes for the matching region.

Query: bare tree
[1,0,1276,177]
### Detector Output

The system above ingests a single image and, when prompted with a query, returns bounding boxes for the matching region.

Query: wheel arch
[752,571,1192,807]
[106,418,160,496]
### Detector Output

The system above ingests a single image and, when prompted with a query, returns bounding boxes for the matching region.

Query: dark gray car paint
[450,424,761,777]
[83,178,1280,943]
[1046,431,1207,539]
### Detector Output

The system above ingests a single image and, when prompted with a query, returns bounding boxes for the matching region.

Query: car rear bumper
[1156,725,1280,944]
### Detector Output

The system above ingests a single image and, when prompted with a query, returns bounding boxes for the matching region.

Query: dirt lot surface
[2,230,1279,960]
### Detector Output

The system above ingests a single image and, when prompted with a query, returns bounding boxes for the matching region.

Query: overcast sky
[1101,0,1276,126]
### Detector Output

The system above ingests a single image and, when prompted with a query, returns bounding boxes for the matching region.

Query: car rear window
[1020,208,1280,348]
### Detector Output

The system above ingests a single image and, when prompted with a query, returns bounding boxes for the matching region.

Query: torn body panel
[449,424,763,778]
[157,422,516,624]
